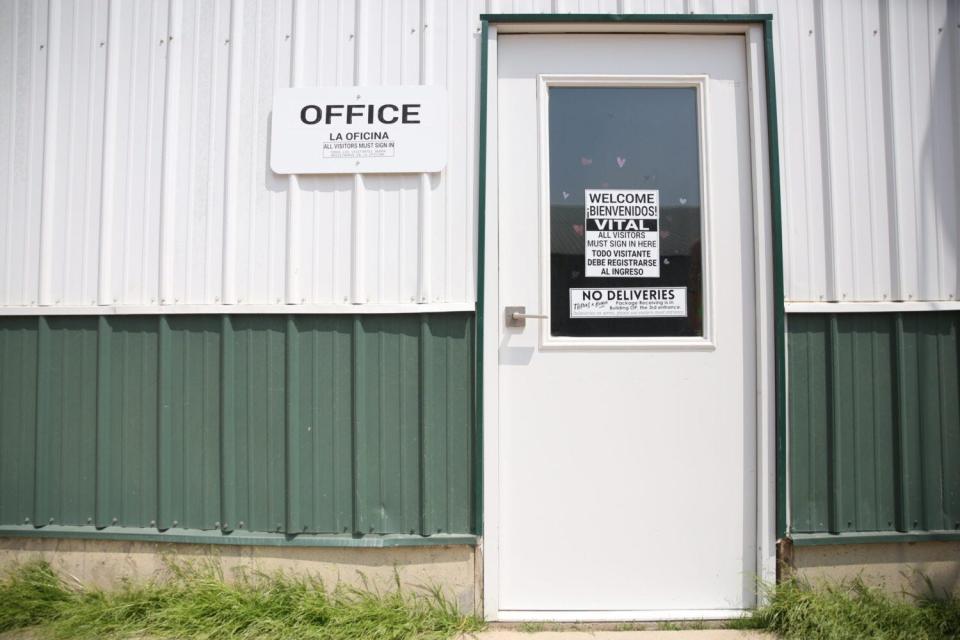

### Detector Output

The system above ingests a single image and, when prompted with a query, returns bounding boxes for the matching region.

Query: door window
[547,85,704,339]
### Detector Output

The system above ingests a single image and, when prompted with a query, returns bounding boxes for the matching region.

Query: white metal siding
[1,0,958,310]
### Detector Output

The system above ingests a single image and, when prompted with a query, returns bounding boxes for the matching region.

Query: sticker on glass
[569,287,687,318]
[584,189,659,278]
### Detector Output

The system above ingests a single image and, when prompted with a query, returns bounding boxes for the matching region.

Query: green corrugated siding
[0,313,475,538]
[788,312,960,535]
[0,319,37,526]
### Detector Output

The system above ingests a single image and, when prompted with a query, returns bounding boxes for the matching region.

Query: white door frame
[480,18,779,621]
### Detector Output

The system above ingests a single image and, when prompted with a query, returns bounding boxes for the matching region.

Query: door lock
[505,306,548,328]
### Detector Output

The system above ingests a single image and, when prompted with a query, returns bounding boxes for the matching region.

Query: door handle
[505,306,548,328]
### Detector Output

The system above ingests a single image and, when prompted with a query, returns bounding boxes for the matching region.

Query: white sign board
[569,287,687,318]
[584,189,659,278]
[271,86,448,174]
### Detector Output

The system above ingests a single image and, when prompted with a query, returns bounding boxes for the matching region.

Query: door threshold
[494,609,751,623]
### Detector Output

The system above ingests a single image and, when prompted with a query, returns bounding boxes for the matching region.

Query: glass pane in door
[547,86,703,338]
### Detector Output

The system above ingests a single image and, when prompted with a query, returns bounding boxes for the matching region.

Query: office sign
[271,86,448,174]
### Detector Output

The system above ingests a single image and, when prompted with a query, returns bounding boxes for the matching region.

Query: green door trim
[474,13,787,539]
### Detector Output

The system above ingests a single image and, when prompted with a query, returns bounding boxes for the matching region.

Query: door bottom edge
[493,608,752,622]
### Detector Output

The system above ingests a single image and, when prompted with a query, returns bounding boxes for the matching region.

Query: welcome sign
[584,188,660,278]
[271,85,448,174]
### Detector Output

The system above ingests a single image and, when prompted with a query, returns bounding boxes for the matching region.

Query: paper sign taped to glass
[569,287,687,318]
[584,188,659,278]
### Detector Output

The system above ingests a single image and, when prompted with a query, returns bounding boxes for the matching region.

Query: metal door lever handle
[505,306,548,328]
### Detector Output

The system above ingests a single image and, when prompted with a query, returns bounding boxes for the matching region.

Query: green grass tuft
[0,560,74,633]
[728,576,960,640]
[0,559,485,640]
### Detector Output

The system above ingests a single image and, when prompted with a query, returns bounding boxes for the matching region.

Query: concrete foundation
[788,541,960,597]
[6,535,958,617]
[0,537,478,612]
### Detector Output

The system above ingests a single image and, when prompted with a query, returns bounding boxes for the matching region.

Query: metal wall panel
[1,0,957,309]
[160,316,223,530]
[0,319,37,525]
[0,313,475,536]
[0,1,46,306]
[788,312,960,535]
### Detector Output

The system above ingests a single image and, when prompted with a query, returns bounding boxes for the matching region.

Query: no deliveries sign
[569,287,687,318]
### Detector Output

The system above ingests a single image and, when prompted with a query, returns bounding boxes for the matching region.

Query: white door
[491,33,758,619]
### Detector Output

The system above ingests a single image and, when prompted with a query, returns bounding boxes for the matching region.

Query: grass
[0,561,73,633]
[6,560,960,639]
[729,575,960,640]
[0,559,485,640]
[654,620,707,631]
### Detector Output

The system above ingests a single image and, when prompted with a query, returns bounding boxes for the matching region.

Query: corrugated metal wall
[0,313,475,535]
[1,0,958,310]
[776,0,960,304]
[788,312,960,535]
[0,0,484,309]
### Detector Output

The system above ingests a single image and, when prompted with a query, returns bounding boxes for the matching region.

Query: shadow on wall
[894,2,959,301]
